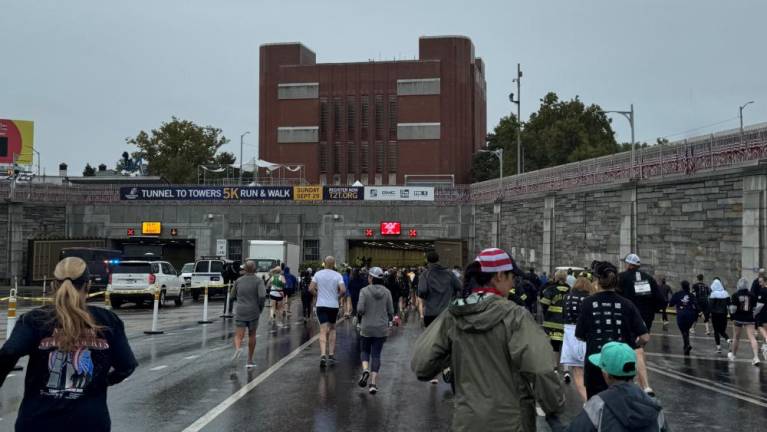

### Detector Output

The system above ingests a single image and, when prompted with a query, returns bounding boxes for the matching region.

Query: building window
[303,239,320,262]
[319,143,328,173]
[333,97,342,138]
[319,99,329,142]
[347,98,356,138]
[388,141,398,173]
[360,143,369,172]
[277,127,319,143]
[396,78,440,96]
[347,143,356,173]
[333,142,342,174]
[361,98,369,141]
[376,141,384,174]
[397,123,440,140]
[278,82,319,99]
[388,96,397,139]
[375,95,384,141]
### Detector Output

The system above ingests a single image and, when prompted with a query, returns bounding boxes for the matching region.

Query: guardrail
[3,123,766,205]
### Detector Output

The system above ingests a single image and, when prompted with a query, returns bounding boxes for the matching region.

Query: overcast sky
[2,0,766,175]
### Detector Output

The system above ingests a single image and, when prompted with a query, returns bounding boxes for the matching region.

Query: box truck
[247,241,300,281]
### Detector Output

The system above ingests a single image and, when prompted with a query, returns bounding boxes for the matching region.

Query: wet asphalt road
[1,299,766,431]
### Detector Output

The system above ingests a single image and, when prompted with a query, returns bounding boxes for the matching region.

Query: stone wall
[0,202,67,282]
[473,166,761,290]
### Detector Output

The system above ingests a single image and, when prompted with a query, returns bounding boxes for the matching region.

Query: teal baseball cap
[588,342,637,377]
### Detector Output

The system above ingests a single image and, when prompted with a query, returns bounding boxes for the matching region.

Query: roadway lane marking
[184,355,200,360]
[648,361,767,403]
[647,364,767,408]
[149,365,168,371]
[644,351,753,364]
[182,333,320,432]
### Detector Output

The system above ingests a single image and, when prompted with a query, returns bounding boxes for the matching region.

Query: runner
[411,248,565,431]
[617,253,663,396]
[709,278,731,353]
[728,278,761,365]
[0,257,137,431]
[576,261,650,399]
[384,270,401,322]
[231,260,267,368]
[418,252,462,328]
[347,268,367,324]
[752,276,767,360]
[567,342,670,432]
[561,276,594,401]
[357,267,394,394]
[668,280,698,355]
[540,270,570,375]
[267,267,287,326]
[692,274,711,335]
[300,268,314,323]
[283,266,298,318]
[342,268,352,318]
[658,276,672,328]
[310,256,346,368]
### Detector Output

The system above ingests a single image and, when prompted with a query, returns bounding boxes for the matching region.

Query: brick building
[258,36,486,185]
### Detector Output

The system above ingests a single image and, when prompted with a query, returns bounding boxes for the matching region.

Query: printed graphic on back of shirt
[592,301,625,349]
[39,329,109,399]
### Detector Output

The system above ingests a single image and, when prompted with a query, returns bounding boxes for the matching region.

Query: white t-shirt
[312,269,345,308]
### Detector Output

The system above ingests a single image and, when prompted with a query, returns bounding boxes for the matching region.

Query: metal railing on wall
[2,123,766,205]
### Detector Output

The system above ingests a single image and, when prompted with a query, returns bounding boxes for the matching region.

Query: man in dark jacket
[567,342,669,432]
[417,252,462,327]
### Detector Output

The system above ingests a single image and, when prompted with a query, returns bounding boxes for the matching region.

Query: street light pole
[601,105,635,177]
[480,148,504,197]
[739,101,754,146]
[509,63,523,175]
[239,131,251,185]
[32,149,41,177]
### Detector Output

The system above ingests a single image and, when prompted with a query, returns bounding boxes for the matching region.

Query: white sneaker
[716,345,722,353]
[752,357,761,366]
[690,328,696,335]
[727,352,736,362]
[761,344,767,361]
[644,387,655,397]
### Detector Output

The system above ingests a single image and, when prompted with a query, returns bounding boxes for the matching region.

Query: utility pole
[509,64,523,175]
[239,131,250,185]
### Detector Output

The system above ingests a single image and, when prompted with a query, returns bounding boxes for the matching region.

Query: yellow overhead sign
[293,185,323,201]
[142,222,162,235]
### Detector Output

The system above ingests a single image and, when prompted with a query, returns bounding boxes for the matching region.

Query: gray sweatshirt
[233,274,266,322]
[358,284,394,338]
[418,263,462,318]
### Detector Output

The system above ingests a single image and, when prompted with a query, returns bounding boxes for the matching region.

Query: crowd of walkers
[3,247,767,431]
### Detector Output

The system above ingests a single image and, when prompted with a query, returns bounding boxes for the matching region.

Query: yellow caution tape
[88,291,106,298]
[0,291,105,303]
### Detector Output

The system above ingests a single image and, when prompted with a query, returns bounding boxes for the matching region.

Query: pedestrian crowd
[3,247,767,431]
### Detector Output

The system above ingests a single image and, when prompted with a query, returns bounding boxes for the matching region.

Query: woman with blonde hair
[561,276,595,401]
[0,257,137,431]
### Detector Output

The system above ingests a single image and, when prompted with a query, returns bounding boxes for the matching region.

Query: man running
[617,253,664,396]
[418,252,462,328]
[691,274,711,335]
[310,256,346,368]
[231,260,267,368]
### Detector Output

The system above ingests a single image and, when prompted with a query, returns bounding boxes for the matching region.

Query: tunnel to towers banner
[119,186,434,201]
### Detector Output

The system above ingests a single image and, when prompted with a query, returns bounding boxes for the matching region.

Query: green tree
[126,117,231,183]
[214,151,236,166]
[82,163,96,176]
[472,92,624,181]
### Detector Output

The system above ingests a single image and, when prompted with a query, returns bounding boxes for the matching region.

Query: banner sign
[120,186,293,201]
[323,186,364,201]
[293,185,323,201]
[364,186,434,201]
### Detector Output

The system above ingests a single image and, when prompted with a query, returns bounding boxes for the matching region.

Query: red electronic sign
[127,228,135,237]
[364,228,374,238]
[409,229,418,238]
[380,222,401,236]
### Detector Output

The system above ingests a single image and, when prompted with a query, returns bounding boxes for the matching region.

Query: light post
[509,63,523,175]
[601,104,635,176]
[239,131,250,185]
[479,148,504,197]
[739,101,754,146]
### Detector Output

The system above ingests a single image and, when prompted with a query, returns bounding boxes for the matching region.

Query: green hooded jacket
[411,294,565,432]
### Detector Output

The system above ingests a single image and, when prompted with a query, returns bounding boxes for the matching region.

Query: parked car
[60,247,122,290]
[180,262,195,288]
[107,260,184,309]
[189,257,241,302]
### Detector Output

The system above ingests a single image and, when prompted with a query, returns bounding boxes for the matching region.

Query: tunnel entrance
[347,239,464,269]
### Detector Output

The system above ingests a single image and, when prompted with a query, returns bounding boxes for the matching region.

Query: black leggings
[711,313,729,345]
[361,336,386,373]
[584,359,608,399]
[677,314,695,349]
[301,292,313,318]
